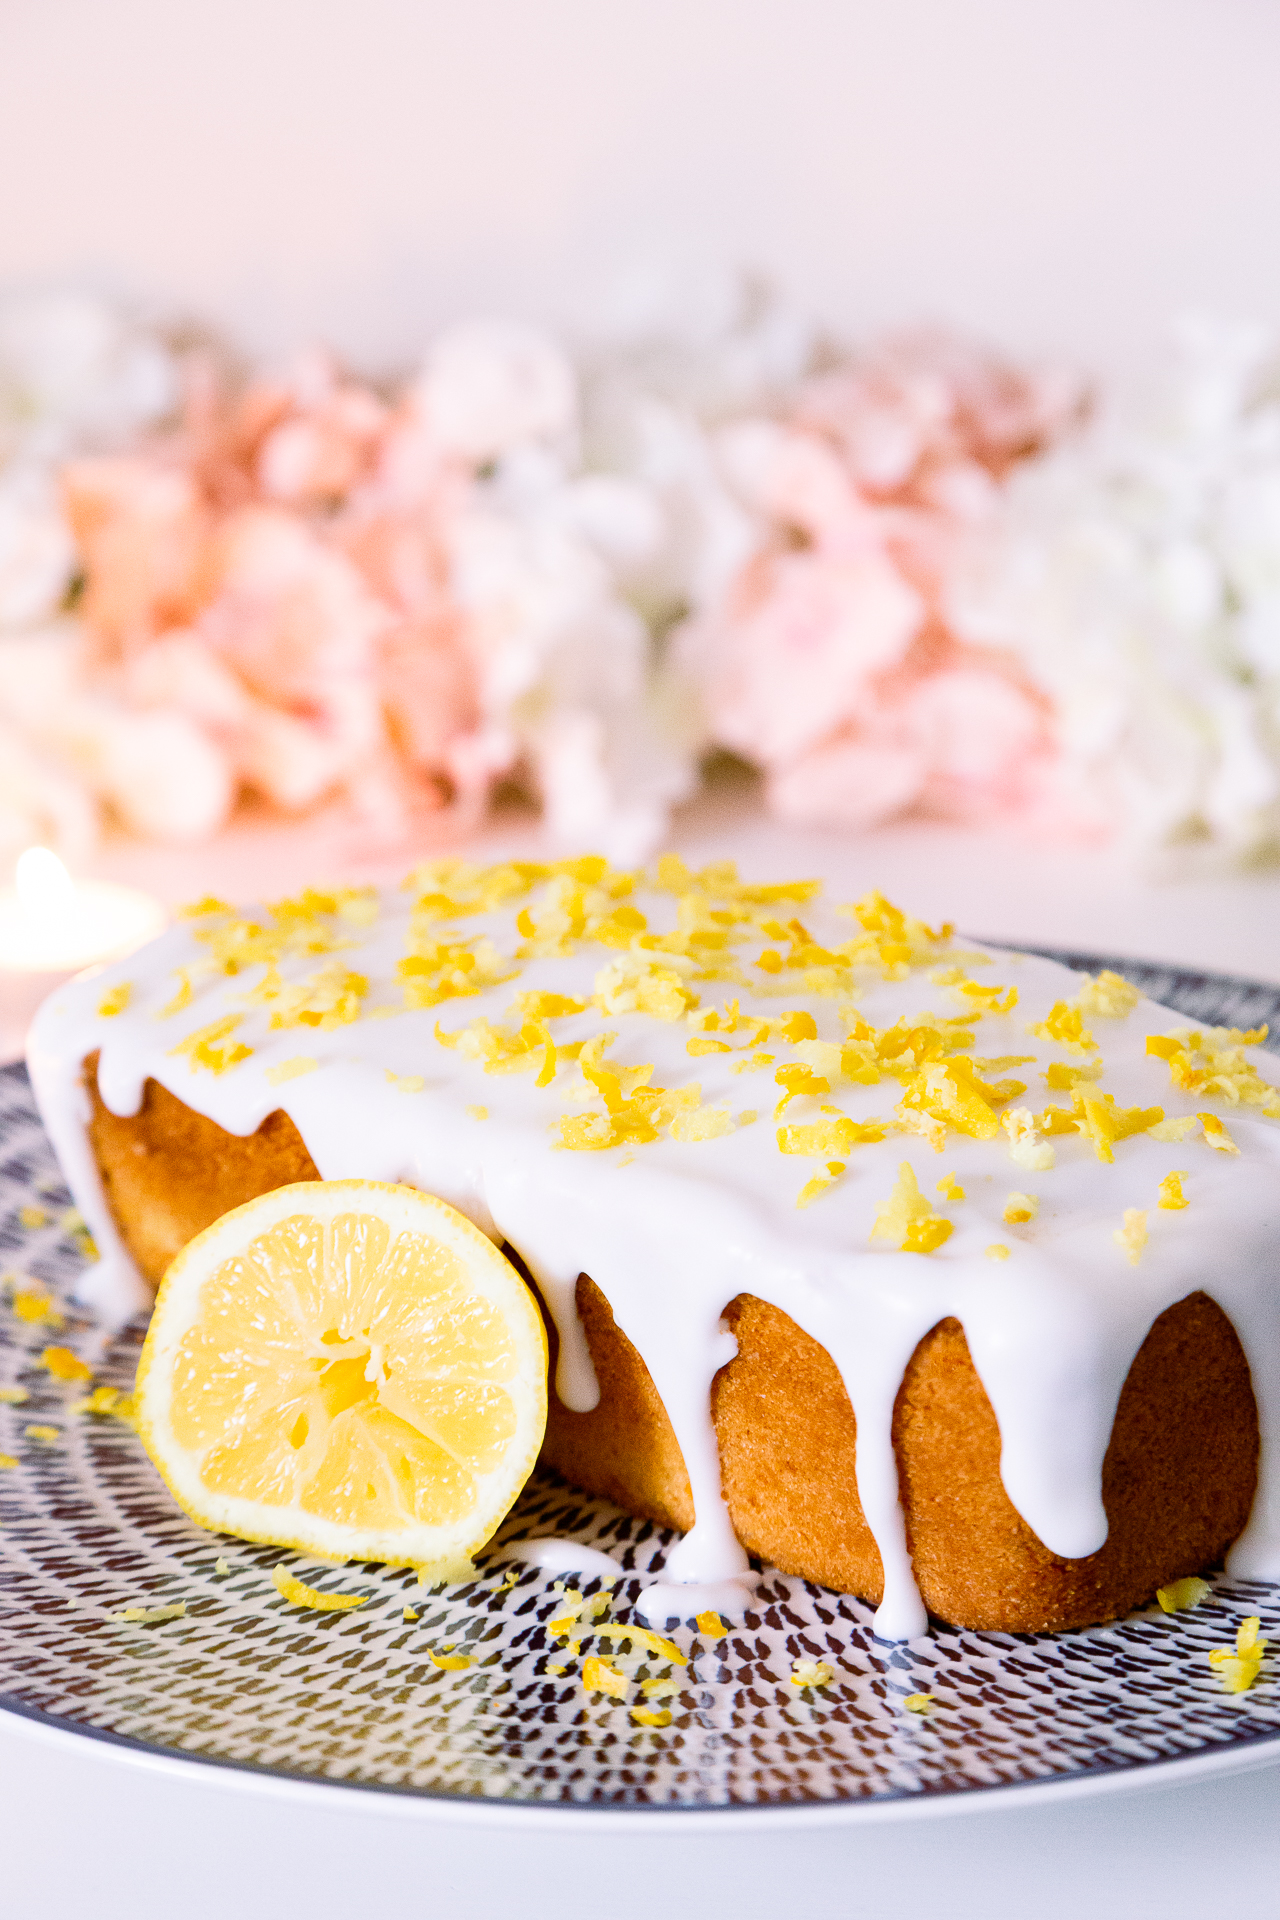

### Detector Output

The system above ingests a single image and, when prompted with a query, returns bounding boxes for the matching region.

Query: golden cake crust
[84,1059,1260,1632]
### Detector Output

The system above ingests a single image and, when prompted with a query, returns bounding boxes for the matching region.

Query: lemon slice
[135,1180,547,1575]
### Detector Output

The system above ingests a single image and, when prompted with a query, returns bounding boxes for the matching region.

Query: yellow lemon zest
[266,1057,319,1086]
[1158,1171,1190,1210]
[1043,1059,1104,1090]
[273,1567,367,1612]
[1070,1088,1165,1164]
[1075,971,1141,1019]
[1028,1001,1096,1053]
[1200,1112,1240,1154]
[1147,1027,1279,1117]
[169,1014,252,1075]
[1209,1616,1268,1693]
[582,1655,628,1699]
[39,1345,92,1383]
[790,1660,835,1689]
[1114,1208,1149,1266]
[871,1163,954,1254]
[11,1289,64,1328]
[1156,1576,1210,1614]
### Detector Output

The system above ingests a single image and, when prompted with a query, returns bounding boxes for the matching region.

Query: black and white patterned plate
[1,950,1279,1821]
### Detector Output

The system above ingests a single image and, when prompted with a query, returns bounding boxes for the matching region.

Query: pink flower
[61,456,208,661]
[683,330,1082,833]
[682,545,924,768]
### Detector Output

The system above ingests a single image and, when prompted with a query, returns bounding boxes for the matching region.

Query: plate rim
[4,1690,1280,1827]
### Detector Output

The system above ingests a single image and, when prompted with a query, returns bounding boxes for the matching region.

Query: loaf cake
[27,856,1280,1635]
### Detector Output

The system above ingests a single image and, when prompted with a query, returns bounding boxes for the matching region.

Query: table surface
[5,792,1279,1914]
[1,1708,1278,1919]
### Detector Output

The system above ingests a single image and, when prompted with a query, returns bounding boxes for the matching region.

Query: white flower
[959,317,1280,858]
[0,293,174,470]
[443,485,696,859]
[0,467,77,629]
[0,625,233,847]
[412,321,578,466]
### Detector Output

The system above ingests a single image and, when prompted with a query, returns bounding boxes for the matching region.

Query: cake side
[84,1065,1260,1632]
[83,1052,320,1285]
[546,1278,1258,1632]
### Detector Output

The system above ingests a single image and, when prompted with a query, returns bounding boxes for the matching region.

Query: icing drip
[495,1539,623,1577]
[25,870,1280,1638]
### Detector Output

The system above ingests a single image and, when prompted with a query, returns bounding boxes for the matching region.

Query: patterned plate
[2,950,1279,1820]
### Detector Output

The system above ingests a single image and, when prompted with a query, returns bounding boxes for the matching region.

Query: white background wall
[2,0,1277,371]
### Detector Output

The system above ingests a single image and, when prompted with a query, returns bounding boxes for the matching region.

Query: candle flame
[15,847,76,917]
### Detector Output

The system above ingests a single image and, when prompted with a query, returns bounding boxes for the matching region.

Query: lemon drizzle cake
[25,856,1280,1639]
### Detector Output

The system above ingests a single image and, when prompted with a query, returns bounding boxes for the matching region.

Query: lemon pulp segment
[136,1181,547,1572]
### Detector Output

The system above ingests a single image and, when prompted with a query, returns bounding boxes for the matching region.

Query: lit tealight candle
[0,847,167,1062]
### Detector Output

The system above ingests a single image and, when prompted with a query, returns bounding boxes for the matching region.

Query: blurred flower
[11,318,702,859]
[678,331,1081,830]
[959,318,1280,858]
[0,295,175,635]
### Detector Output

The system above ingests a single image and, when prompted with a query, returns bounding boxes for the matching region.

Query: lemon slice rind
[135,1180,548,1575]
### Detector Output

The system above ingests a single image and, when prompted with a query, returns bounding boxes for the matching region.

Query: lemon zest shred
[1150,1115,1199,1142]
[1147,1026,1279,1119]
[587,1623,687,1666]
[1075,971,1141,1019]
[1209,1616,1268,1693]
[870,1163,953,1253]
[790,1660,834,1689]
[1156,1576,1210,1614]
[170,1013,252,1075]
[11,1288,64,1328]
[582,1655,628,1699]
[1158,1171,1190,1210]
[1002,1192,1039,1226]
[1200,1112,1240,1154]
[272,1566,367,1612]
[265,1056,318,1086]
[39,1344,91,1383]
[1114,1208,1149,1265]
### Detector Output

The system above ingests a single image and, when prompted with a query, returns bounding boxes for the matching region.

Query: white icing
[637,1574,760,1627]
[495,1539,623,1577]
[24,873,1280,1637]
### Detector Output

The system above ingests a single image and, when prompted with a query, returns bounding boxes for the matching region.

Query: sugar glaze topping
[26,858,1280,1638]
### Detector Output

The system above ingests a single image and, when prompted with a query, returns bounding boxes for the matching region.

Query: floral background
[3,282,1279,876]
